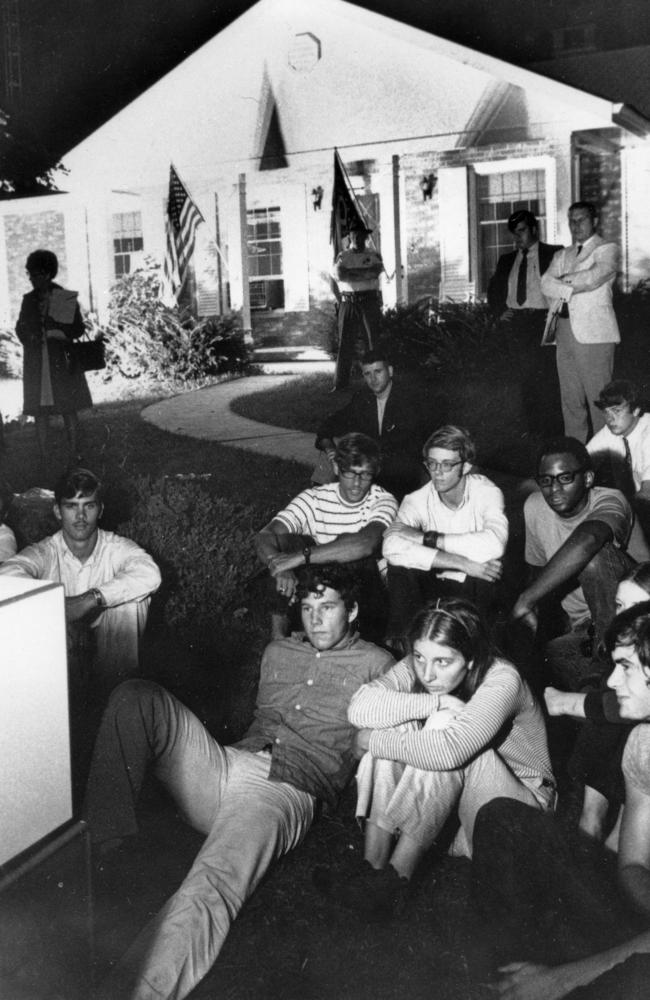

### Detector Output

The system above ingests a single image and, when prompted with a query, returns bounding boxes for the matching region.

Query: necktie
[621,436,635,497]
[516,248,528,306]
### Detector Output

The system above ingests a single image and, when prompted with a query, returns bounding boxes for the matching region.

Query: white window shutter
[280,184,310,312]
[438,167,474,301]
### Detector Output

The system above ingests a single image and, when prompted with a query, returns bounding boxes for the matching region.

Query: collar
[293,630,360,652]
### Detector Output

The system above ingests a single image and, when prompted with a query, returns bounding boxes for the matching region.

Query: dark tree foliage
[0,109,67,197]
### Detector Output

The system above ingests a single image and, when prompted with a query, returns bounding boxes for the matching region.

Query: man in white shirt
[382,425,507,645]
[0,467,161,694]
[541,201,620,442]
[330,220,384,390]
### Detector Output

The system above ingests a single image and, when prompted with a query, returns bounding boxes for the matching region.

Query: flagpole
[238,172,253,347]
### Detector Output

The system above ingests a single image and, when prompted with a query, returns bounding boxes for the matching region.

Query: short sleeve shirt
[524,487,632,626]
[274,483,398,545]
[623,724,650,796]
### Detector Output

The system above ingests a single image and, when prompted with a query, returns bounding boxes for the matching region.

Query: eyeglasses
[535,467,585,488]
[339,469,374,483]
[424,459,463,474]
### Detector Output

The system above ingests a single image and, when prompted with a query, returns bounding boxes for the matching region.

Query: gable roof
[59,0,647,194]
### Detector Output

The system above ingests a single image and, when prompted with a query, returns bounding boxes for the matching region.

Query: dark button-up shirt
[236,632,393,805]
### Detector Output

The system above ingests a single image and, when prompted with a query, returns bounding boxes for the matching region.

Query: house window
[247,206,284,309]
[476,170,547,294]
[113,212,144,278]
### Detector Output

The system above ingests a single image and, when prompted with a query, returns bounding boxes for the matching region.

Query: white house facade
[1,0,649,356]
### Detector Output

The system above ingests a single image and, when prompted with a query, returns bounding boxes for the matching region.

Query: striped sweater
[348,657,554,790]
[274,482,398,545]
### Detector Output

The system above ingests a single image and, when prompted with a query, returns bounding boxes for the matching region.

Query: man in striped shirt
[256,432,398,642]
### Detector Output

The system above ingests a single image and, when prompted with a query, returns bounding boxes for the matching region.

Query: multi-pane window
[477,170,547,294]
[113,212,144,278]
[247,206,284,309]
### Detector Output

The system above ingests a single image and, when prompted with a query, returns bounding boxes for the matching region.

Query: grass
[0,373,587,1000]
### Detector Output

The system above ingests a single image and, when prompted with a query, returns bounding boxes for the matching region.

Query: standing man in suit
[330,220,384,391]
[315,350,442,500]
[487,209,563,435]
[541,201,620,442]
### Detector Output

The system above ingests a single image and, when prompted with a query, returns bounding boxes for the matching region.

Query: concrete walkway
[141,366,334,466]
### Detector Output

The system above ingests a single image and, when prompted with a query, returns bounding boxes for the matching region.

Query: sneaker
[313,860,409,922]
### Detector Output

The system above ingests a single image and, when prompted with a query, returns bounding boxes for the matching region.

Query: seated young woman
[317,598,555,915]
[545,561,650,850]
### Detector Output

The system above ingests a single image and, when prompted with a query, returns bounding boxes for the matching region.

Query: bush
[117,474,260,641]
[378,298,501,374]
[90,260,251,386]
[0,327,22,378]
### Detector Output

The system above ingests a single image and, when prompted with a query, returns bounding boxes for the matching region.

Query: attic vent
[288,32,321,73]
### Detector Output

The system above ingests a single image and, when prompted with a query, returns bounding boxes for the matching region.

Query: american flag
[330,149,369,259]
[160,165,204,306]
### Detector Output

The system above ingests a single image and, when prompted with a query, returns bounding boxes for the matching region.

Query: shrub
[378,298,502,374]
[89,259,250,386]
[0,327,22,378]
[117,474,260,641]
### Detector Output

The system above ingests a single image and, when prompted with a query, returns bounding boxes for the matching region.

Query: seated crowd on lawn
[6,348,650,998]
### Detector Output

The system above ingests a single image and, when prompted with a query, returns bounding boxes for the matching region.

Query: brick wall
[575,133,622,245]
[4,210,68,319]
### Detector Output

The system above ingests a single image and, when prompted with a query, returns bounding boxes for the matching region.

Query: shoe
[313,860,409,922]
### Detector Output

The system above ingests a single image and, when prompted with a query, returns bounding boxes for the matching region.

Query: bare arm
[512,519,614,623]
[382,522,502,580]
[544,687,586,720]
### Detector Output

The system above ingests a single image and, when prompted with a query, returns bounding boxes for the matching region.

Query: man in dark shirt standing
[487,209,562,435]
[87,563,393,1000]
[315,350,438,500]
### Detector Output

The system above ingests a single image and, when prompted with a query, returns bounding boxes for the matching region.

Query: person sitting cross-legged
[313,598,554,920]
[382,425,507,649]
[511,436,634,691]
[86,563,394,1000]
[256,432,398,642]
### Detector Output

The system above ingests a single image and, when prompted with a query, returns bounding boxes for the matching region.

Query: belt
[340,291,379,301]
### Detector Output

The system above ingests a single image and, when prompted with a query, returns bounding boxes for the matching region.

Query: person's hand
[510,596,538,634]
[499,309,515,323]
[544,687,569,717]
[383,522,423,544]
[268,552,303,576]
[497,962,572,1000]
[438,694,465,714]
[353,729,373,757]
[464,558,502,582]
[325,448,336,464]
[65,592,102,624]
[274,570,298,602]
[425,708,457,730]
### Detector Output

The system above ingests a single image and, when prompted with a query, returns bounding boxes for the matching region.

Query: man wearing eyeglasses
[512,436,634,689]
[382,425,508,645]
[256,432,398,641]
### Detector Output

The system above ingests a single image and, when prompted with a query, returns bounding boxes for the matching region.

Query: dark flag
[330,149,368,259]
[160,165,204,306]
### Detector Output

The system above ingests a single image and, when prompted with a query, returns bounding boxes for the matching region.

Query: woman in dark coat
[16,249,92,466]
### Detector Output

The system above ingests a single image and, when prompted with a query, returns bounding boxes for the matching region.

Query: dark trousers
[334,293,381,389]
[387,565,497,641]
[471,798,649,997]
[501,312,563,436]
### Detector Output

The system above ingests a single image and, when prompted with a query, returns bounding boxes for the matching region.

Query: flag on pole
[160,165,204,306]
[330,149,369,259]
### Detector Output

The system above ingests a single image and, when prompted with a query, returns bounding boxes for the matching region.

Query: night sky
[12,0,650,162]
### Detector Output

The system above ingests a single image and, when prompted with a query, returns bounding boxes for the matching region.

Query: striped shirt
[274,483,398,545]
[348,658,554,796]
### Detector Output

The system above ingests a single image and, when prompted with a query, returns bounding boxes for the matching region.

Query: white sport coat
[541,234,620,344]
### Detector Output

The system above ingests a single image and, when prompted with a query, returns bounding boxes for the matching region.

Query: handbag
[74,332,106,372]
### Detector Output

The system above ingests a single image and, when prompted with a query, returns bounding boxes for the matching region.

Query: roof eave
[612,103,650,138]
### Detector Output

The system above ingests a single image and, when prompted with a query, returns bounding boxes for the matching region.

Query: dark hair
[360,349,392,369]
[536,436,592,474]
[295,563,359,612]
[624,561,650,597]
[334,432,381,476]
[54,467,104,505]
[423,425,476,465]
[406,598,498,700]
[507,209,538,234]
[26,249,58,279]
[568,200,598,221]
[605,602,650,676]
[594,379,641,413]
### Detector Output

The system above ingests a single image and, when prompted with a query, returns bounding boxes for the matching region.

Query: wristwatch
[91,588,104,607]
[303,545,312,566]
